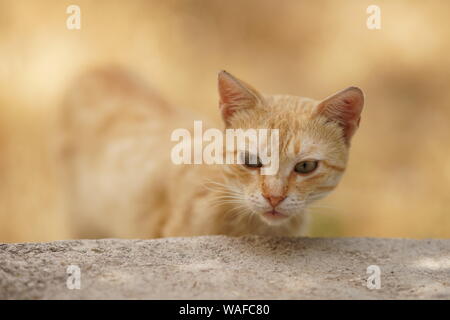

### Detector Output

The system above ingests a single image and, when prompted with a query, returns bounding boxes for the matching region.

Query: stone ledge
[1,236,449,299]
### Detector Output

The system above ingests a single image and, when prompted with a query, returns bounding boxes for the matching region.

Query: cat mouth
[262,209,288,220]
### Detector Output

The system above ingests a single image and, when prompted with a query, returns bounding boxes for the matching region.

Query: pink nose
[263,195,286,208]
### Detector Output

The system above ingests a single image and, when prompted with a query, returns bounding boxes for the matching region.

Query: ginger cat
[61,68,364,238]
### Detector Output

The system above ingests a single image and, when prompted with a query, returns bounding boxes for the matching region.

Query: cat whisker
[209,201,243,208]
[201,179,241,195]
[226,204,250,218]
[202,183,240,193]
[201,179,230,189]
[210,194,244,200]
[208,199,244,209]
[209,194,245,202]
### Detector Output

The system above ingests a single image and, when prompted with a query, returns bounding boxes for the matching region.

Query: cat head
[218,70,364,225]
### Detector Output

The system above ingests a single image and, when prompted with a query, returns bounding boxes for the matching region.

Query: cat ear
[315,87,364,144]
[218,70,264,126]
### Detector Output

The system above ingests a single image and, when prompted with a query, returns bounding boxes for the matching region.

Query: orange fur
[61,68,363,238]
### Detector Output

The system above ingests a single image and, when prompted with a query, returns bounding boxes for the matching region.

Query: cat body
[61,68,363,238]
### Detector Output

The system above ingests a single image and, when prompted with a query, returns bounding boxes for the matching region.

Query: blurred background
[1,0,449,242]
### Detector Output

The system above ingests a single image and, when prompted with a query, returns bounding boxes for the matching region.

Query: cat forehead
[282,134,325,159]
[264,95,318,112]
[246,124,341,159]
[230,94,347,155]
[276,118,346,159]
[259,95,319,129]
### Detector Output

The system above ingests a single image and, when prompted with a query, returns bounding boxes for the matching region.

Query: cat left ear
[315,87,364,145]
[218,70,264,126]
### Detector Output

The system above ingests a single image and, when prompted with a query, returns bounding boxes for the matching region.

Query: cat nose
[263,194,286,208]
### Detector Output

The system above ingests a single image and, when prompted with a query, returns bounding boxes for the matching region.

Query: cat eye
[241,151,263,169]
[294,160,318,174]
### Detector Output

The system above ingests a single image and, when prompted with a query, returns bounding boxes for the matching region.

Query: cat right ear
[218,71,263,126]
[314,86,364,145]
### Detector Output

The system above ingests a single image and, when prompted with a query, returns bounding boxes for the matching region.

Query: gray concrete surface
[1,236,449,299]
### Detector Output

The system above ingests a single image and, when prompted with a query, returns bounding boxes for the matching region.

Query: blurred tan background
[1,0,449,242]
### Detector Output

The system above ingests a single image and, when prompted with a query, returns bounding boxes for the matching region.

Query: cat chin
[259,210,292,225]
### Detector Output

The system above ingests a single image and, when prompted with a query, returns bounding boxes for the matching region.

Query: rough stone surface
[1,236,449,299]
